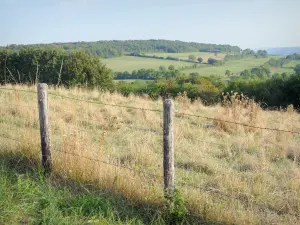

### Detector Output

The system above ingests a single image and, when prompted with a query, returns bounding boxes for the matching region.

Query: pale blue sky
[1,0,299,49]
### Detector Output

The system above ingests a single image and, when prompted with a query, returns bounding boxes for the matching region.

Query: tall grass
[0,85,300,224]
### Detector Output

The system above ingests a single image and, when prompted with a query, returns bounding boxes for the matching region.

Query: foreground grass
[0,85,300,224]
[0,153,167,225]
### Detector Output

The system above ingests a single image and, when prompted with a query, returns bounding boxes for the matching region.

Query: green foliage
[294,64,300,74]
[0,48,113,89]
[1,40,241,58]
[197,57,203,63]
[226,71,300,107]
[263,58,291,69]
[255,50,268,58]
[225,69,231,76]
[115,72,222,103]
[114,68,180,80]
[168,65,175,71]
[188,54,196,61]
[207,58,217,65]
[0,159,166,225]
[207,58,224,66]
[286,53,300,60]
[164,189,188,225]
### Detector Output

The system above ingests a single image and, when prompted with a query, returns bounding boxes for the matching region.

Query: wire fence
[1,86,299,220]
[1,86,299,135]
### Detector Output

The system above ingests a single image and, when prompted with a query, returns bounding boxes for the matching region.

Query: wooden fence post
[37,83,52,173]
[163,98,175,191]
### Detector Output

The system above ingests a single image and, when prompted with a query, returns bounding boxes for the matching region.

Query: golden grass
[0,85,300,225]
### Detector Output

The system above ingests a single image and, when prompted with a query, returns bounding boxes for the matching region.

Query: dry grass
[0,85,300,225]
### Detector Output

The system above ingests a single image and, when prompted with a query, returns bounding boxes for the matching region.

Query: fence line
[0,134,22,143]
[0,87,37,94]
[51,148,163,180]
[1,84,300,221]
[175,111,300,135]
[0,87,298,133]
[0,102,38,109]
[48,92,163,113]
[1,86,299,135]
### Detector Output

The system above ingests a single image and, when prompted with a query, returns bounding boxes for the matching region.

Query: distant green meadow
[183,57,281,76]
[102,56,191,72]
[104,52,291,77]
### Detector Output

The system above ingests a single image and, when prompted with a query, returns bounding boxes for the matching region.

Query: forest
[0,48,113,89]
[0,40,241,58]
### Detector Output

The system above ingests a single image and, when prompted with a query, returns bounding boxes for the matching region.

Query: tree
[207,58,217,65]
[168,65,175,71]
[294,64,300,74]
[188,54,196,61]
[255,50,268,58]
[159,65,167,72]
[225,70,231,76]
[197,57,203,63]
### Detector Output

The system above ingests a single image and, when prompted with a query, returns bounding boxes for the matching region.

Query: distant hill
[265,47,300,55]
[0,40,241,58]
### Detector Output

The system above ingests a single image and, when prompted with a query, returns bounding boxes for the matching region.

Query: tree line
[1,47,300,109]
[1,40,241,58]
[0,48,113,89]
[115,62,300,108]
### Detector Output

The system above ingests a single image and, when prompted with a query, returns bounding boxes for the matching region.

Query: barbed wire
[122,123,162,135]
[0,87,37,94]
[1,87,300,135]
[175,111,300,135]
[178,181,300,218]
[52,148,163,180]
[0,134,21,143]
[0,102,38,109]
[48,92,163,113]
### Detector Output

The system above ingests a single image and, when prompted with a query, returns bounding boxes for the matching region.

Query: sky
[0,0,299,49]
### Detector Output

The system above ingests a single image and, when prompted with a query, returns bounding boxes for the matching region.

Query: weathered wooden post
[163,98,175,191]
[37,83,52,173]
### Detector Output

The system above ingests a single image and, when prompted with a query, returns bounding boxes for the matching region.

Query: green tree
[188,54,196,61]
[225,70,231,76]
[159,65,166,72]
[294,64,300,74]
[168,65,175,71]
[207,58,217,65]
[197,57,203,63]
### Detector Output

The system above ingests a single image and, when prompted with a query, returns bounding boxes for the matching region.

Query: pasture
[103,53,284,77]
[102,56,191,72]
[144,52,226,61]
[182,57,281,76]
[270,60,299,74]
[0,85,299,225]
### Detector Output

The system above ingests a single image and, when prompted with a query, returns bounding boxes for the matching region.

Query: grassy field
[0,85,300,224]
[103,53,284,77]
[102,52,225,73]
[182,57,281,76]
[144,52,226,61]
[0,157,165,225]
[102,56,192,72]
[270,60,299,74]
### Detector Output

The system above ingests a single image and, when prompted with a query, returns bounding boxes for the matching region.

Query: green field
[102,56,192,72]
[182,57,279,76]
[102,52,226,73]
[270,60,299,74]
[104,53,284,77]
[144,52,226,61]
